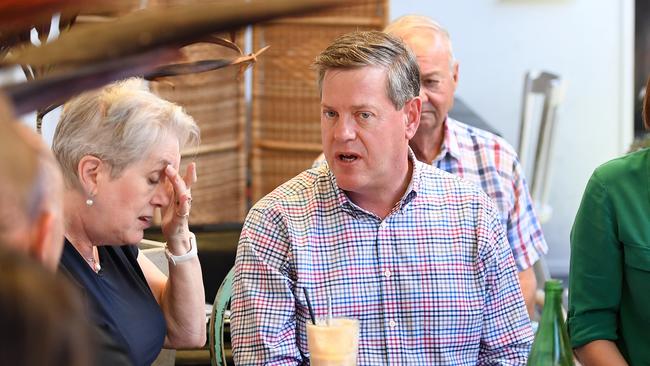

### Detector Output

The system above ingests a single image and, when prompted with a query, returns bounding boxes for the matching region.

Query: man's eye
[323,111,337,118]
[148,177,160,185]
[359,112,371,119]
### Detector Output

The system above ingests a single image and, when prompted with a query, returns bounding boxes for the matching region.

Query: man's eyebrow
[350,104,376,111]
[321,103,376,110]
[421,71,444,78]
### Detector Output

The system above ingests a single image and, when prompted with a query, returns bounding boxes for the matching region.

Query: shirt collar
[327,148,420,216]
[437,117,463,163]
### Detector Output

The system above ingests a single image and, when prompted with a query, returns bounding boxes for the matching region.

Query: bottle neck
[541,288,564,318]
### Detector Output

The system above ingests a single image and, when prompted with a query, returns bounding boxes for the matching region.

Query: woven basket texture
[250,0,387,203]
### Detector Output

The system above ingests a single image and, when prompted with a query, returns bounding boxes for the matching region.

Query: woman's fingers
[164,164,192,218]
[164,164,185,194]
[183,162,197,190]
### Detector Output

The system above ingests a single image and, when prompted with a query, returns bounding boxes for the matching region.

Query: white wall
[391,0,634,275]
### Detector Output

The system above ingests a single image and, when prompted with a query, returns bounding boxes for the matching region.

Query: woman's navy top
[60,240,166,366]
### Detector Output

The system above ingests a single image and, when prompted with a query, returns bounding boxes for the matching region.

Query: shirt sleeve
[506,156,548,271]
[478,199,535,365]
[230,207,303,366]
[567,171,621,348]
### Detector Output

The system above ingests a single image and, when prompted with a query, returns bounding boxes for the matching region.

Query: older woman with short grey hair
[53,78,205,366]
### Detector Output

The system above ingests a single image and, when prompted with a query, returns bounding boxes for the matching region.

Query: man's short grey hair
[385,14,456,69]
[0,101,62,243]
[313,30,420,110]
[53,78,200,190]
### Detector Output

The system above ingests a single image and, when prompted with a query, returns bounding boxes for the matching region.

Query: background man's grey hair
[313,30,420,110]
[0,97,39,240]
[385,14,456,70]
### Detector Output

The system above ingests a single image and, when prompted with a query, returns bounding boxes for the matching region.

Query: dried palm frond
[145,44,269,81]
[1,0,346,115]
[1,0,344,68]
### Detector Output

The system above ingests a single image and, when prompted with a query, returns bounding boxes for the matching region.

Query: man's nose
[420,87,431,103]
[333,116,356,141]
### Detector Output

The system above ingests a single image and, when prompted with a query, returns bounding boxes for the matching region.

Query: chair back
[517,71,565,315]
[209,266,235,366]
[517,70,564,224]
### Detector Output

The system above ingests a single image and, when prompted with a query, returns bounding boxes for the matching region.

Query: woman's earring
[86,193,95,207]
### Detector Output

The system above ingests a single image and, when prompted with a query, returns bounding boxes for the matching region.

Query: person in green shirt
[568,76,650,365]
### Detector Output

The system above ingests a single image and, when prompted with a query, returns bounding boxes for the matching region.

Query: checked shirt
[231,152,533,365]
[434,118,548,270]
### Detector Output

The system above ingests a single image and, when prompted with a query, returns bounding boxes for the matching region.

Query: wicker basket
[152,37,247,225]
[180,143,246,224]
[250,0,387,204]
[252,147,323,201]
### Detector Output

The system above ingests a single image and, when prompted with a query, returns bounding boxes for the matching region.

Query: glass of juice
[306,318,359,366]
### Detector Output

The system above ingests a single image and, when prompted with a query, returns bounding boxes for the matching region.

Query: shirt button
[389,320,397,328]
[379,221,387,229]
[383,269,392,278]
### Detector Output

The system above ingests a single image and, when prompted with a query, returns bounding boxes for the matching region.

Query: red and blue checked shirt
[231,152,533,365]
[435,118,548,270]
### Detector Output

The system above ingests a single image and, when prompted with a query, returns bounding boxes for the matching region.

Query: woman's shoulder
[592,148,650,184]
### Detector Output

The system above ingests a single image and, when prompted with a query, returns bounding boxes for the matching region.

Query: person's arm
[568,172,623,362]
[517,267,537,318]
[230,207,302,366]
[477,199,534,365]
[506,155,548,317]
[140,163,206,348]
[575,340,628,366]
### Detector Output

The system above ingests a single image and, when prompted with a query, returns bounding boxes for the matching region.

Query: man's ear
[78,155,102,195]
[452,61,459,90]
[404,96,422,140]
[29,212,58,271]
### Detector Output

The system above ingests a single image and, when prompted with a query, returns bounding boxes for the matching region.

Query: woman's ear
[78,155,102,194]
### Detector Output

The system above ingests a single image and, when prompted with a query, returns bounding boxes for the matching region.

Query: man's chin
[419,113,442,129]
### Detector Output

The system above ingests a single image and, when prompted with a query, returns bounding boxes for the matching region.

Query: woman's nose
[151,182,172,207]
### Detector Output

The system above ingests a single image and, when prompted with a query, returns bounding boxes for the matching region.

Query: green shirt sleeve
[568,170,622,348]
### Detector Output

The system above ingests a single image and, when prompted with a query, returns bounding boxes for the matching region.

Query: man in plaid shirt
[385,15,548,316]
[231,31,533,365]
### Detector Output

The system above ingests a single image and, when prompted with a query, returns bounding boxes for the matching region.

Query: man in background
[0,95,64,270]
[385,15,548,316]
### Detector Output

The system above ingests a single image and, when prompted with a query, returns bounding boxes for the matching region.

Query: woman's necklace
[85,246,101,273]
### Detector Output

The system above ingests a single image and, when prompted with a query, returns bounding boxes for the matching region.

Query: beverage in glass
[306,318,359,366]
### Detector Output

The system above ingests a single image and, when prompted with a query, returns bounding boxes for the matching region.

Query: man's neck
[409,120,446,165]
[345,156,414,220]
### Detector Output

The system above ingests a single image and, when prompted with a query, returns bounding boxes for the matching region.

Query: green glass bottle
[527,279,574,366]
